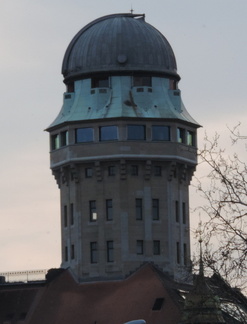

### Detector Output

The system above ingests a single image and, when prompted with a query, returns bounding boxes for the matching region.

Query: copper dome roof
[62,13,179,82]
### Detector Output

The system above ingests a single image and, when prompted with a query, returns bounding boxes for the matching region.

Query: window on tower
[89,200,97,222]
[176,242,180,264]
[90,242,98,263]
[60,131,68,147]
[133,76,152,87]
[152,126,170,141]
[64,205,68,228]
[71,244,75,260]
[136,240,144,254]
[51,134,59,150]
[70,203,74,226]
[152,199,159,220]
[91,76,109,88]
[153,240,161,255]
[76,128,94,143]
[85,168,93,178]
[99,126,118,141]
[177,128,186,144]
[183,243,187,265]
[107,241,114,262]
[135,199,143,220]
[187,130,195,146]
[127,125,146,140]
[175,200,179,223]
[106,199,113,221]
[108,166,115,176]
[182,202,186,224]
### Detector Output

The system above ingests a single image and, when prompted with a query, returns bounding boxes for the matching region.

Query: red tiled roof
[27,264,183,324]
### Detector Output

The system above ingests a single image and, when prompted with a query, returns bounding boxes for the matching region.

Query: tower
[46,13,200,281]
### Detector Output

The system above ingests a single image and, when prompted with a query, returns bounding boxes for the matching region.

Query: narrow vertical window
[131,165,138,176]
[85,168,93,178]
[183,243,187,265]
[182,202,186,224]
[107,241,114,262]
[108,166,115,176]
[136,240,144,255]
[65,246,68,262]
[51,134,59,150]
[176,242,180,264]
[177,128,185,143]
[154,166,162,176]
[71,244,75,260]
[175,200,179,223]
[90,242,98,263]
[152,199,159,220]
[64,205,67,227]
[89,200,97,222]
[187,130,195,146]
[60,131,68,147]
[70,203,74,226]
[106,199,113,221]
[153,240,160,255]
[135,199,143,220]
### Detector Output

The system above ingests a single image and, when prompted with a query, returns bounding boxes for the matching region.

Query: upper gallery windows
[51,125,196,150]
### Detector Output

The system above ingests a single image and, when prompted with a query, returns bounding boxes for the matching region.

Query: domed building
[47,13,200,281]
[1,13,247,324]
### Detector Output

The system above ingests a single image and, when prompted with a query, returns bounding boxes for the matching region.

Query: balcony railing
[0,269,47,283]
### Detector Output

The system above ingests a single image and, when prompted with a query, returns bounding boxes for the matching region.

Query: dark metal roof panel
[62,14,178,81]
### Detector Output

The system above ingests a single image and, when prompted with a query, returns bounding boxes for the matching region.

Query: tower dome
[62,13,179,83]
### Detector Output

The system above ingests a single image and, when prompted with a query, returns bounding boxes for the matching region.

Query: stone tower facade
[47,13,200,281]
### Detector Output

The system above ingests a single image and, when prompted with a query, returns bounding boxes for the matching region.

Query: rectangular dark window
[183,243,187,265]
[131,165,138,176]
[127,125,146,140]
[187,130,195,146]
[182,202,186,224]
[152,126,170,141]
[107,240,114,262]
[135,199,143,220]
[64,205,67,227]
[175,200,179,223]
[67,82,74,92]
[99,126,118,141]
[169,79,178,90]
[89,200,97,222]
[91,76,109,88]
[136,240,144,254]
[152,298,164,311]
[153,240,160,255]
[154,166,162,176]
[152,199,159,220]
[133,76,152,87]
[71,244,75,260]
[70,203,74,226]
[108,166,115,176]
[65,246,68,261]
[76,128,94,143]
[176,242,180,264]
[90,242,98,263]
[51,134,59,150]
[106,199,113,221]
[85,168,93,178]
[60,131,68,147]
[177,128,185,143]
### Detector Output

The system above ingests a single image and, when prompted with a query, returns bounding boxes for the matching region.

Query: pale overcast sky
[0,0,246,272]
